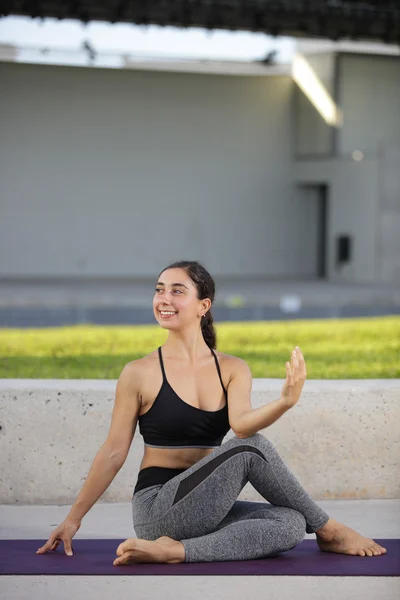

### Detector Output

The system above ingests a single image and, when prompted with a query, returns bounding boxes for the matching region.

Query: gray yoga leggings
[132,433,330,563]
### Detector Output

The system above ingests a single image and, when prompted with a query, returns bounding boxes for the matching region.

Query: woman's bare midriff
[138,446,216,471]
[136,349,233,472]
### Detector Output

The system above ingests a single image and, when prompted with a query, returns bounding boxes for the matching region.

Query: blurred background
[1,0,400,328]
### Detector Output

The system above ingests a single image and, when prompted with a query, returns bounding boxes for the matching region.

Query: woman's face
[153,268,205,329]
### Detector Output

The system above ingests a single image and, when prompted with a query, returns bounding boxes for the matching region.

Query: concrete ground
[1,499,399,600]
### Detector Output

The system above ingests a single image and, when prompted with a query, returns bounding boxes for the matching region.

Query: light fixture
[352,150,364,161]
[292,53,343,128]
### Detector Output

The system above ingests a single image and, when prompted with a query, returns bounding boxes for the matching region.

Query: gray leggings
[132,433,330,563]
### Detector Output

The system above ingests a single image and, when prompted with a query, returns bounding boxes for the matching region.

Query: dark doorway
[316,184,328,278]
[297,183,328,279]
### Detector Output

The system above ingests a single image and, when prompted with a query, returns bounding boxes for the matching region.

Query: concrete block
[0,379,399,504]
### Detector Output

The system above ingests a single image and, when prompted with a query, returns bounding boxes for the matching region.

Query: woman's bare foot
[113,536,185,566]
[316,518,387,557]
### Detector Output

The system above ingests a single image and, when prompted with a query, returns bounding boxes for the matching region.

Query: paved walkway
[1,279,400,326]
[2,279,400,308]
[1,499,399,600]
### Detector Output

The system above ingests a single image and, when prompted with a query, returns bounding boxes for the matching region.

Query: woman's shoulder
[120,349,248,380]
[118,349,160,381]
[214,351,250,383]
[215,350,247,367]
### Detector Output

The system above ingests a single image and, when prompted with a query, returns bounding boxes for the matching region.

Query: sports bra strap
[158,346,227,397]
[210,348,228,398]
[158,346,167,381]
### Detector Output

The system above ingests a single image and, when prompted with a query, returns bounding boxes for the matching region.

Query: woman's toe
[116,538,134,555]
[114,551,133,565]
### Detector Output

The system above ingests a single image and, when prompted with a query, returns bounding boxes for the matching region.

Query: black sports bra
[137,346,231,448]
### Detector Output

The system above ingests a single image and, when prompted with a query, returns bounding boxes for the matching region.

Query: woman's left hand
[280,346,307,408]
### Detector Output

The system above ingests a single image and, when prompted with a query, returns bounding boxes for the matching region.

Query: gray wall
[2,55,398,286]
[294,52,335,157]
[377,140,400,284]
[0,62,319,280]
[337,54,400,284]
[337,54,400,156]
[293,158,379,282]
[294,53,400,284]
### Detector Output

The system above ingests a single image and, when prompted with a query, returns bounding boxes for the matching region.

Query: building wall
[337,54,400,284]
[0,62,318,280]
[293,158,379,283]
[377,140,400,284]
[294,52,335,157]
[2,56,398,286]
[293,53,400,284]
[337,54,400,155]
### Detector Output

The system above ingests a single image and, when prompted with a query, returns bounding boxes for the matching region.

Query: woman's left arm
[228,347,306,438]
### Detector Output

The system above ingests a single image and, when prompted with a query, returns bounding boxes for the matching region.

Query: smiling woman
[152,261,217,349]
[36,260,387,565]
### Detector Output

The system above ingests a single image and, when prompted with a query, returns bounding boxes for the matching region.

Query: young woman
[37,260,387,565]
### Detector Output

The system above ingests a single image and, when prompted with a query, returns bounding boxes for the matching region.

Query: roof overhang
[2,1,400,44]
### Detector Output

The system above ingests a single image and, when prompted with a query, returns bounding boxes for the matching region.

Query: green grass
[0,316,399,379]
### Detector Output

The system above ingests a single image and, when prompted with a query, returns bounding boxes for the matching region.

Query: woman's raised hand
[35,518,81,557]
[280,346,307,408]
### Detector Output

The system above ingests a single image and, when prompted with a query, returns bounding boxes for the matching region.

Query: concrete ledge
[0,379,399,504]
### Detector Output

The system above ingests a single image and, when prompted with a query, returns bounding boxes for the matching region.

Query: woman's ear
[204,299,212,312]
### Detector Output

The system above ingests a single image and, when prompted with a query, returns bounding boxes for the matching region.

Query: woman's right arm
[36,361,142,556]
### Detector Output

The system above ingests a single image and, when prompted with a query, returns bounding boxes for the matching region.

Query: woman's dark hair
[158,260,217,349]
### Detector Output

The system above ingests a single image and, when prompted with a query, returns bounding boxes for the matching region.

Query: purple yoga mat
[0,539,398,576]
